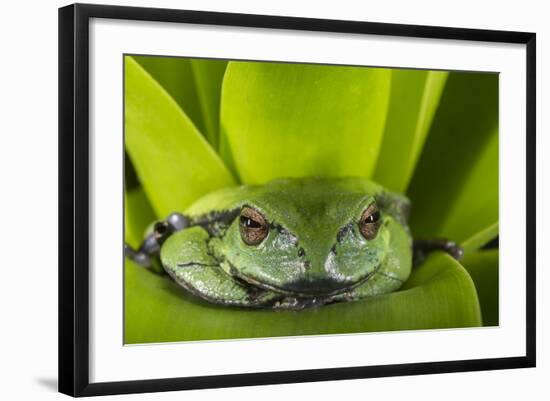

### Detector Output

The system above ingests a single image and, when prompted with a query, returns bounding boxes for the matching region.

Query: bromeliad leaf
[125,252,481,343]
[373,70,448,193]
[190,59,227,149]
[461,222,499,255]
[125,56,236,217]
[134,56,227,148]
[407,72,498,244]
[124,185,156,248]
[460,249,499,326]
[219,61,391,184]
[133,56,206,136]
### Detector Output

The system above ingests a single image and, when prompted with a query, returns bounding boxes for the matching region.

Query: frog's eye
[239,206,269,246]
[359,203,381,240]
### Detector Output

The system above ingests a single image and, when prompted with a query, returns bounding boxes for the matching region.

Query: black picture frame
[59,3,536,397]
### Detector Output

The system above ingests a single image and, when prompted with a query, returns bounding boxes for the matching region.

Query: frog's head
[217,178,411,298]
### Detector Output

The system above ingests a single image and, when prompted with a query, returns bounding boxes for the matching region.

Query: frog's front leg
[161,227,282,307]
[413,238,463,267]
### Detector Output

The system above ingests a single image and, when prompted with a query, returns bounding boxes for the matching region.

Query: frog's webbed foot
[161,227,283,308]
[413,238,464,267]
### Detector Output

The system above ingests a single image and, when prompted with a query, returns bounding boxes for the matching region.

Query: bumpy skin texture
[160,177,412,309]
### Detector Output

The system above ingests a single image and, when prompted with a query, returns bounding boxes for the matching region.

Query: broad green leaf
[462,222,499,255]
[373,70,448,193]
[220,61,391,184]
[190,59,227,148]
[460,250,499,326]
[133,56,206,136]
[125,252,480,344]
[407,72,498,243]
[125,56,236,217]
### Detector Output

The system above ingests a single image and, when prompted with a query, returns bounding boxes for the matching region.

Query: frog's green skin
[159,177,412,310]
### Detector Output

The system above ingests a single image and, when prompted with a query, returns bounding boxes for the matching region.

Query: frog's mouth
[226,259,382,299]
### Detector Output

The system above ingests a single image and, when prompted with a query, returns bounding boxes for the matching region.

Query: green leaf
[133,56,206,136]
[460,250,499,326]
[407,72,499,243]
[124,186,156,248]
[219,61,391,184]
[125,252,481,343]
[190,59,227,149]
[373,70,448,193]
[125,56,236,217]
[134,56,228,148]
[462,221,499,255]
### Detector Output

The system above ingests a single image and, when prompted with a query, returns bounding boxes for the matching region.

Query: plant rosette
[124,56,498,343]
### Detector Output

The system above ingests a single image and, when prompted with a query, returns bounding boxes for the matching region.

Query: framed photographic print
[58,3,536,397]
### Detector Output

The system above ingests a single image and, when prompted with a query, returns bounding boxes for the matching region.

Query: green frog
[125,177,462,309]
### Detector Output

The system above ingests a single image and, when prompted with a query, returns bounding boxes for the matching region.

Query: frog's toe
[161,227,281,307]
